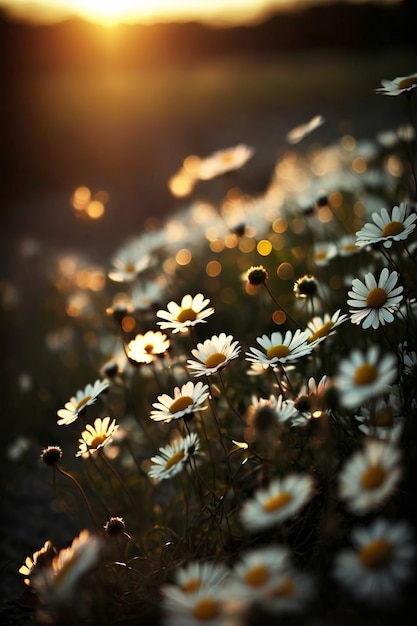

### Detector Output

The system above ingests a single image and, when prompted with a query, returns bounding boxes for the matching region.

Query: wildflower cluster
[16,72,417,625]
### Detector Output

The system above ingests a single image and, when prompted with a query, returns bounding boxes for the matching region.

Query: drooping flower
[76,417,120,457]
[333,518,415,607]
[150,381,210,423]
[57,379,109,426]
[187,333,241,377]
[127,331,170,364]
[348,268,403,329]
[376,72,417,96]
[245,329,314,369]
[240,474,315,532]
[156,294,214,334]
[355,202,417,249]
[335,345,397,409]
[147,433,200,482]
[337,438,403,515]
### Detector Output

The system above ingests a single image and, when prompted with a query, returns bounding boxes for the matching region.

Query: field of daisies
[7,71,417,625]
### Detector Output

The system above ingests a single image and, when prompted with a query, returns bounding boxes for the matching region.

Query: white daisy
[76,417,120,457]
[108,238,153,283]
[313,242,337,266]
[335,345,397,409]
[161,582,243,626]
[228,545,292,603]
[240,474,315,532]
[354,387,405,442]
[376,72,417,96]
[337,234,362,257]
[147,433,200,482]
[245,329,314,369]
[150,381,210,423]
[187,333,241,377]
[258,568,315,614]
[333,517,415,607]
[57,379,109,426]
[290,375,332,424]
[348,268,403,329]
[172,561,229,594]
[196,144,254,180]
[156,294,215,334]
[305,309,348,345]
[355,202,417,249]
[337,438,403,515]
[127,331,170,364]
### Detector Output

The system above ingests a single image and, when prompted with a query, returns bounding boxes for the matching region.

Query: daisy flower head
[196,143,254,180]
[172,561,229,594]
[156,294,214,334]
[240,473,315,532]
[245,329,314,370]
[291,375,333,422]
[76,417,120,457]
[400,343,417,377]
[127,330,170,364]
[258,568,315,615]
[348,268,403,329]
[338,438,403,515]
[376,72,417,96]
[293,274,319,299]
[246,265,268,286]
[57,379,109,426]
[313,242,337,266]
[187,333,241,377]
[337,234,362,257]
[19,540,57,587]
[333,517,415,607]
[305,309,348,345]
[354,390,405,442]
[335,345,397,409]
[31,529,102,607]
[108,238,153,283]
[355,202,417,249]
[147,432,200,482]
[150,381,210,423]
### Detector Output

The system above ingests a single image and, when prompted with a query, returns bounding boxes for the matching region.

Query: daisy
[57,379,109,426]
[333,517,415,607]
[348,268,403,329]
[196,144,254,180]
[245,395,297,437]
[76,416,120,457]
[290,375,332,423]
[305,309,348,345]
[245,329,314,369]
[161,582,243,626]
[228,545,292,603]
[335,345,397,409]
[31,529,102,607]
[337,234,362,257]
[131,278,166,312]
[172,561,229,594]
[313,242,337,266]
[187,333,241,377]
[19,540,57,587]
[147,432,200,482]
[156,294,214,334]
[259,568,315,614]
[337,438,403,515]
[150,381,210,423]
[127,330,170,364]
[376,72,417,96]
[354,390,405,442]
[355,202,417,249]
[240,473,315,532]
[108,238,153,283]
[400,344,417,377]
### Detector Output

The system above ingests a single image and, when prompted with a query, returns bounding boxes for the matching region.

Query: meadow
[1,46,417,625]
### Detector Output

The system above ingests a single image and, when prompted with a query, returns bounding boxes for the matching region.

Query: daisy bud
[247,265,268,285]
[104,517,126,537]
[40,446,63,466]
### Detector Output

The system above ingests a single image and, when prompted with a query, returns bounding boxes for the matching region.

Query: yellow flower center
[359,539,393,569]
[398,76,417,90]
[270,577,295,598]
[169,396,194,414]
[75,395,92,411]
[182,579,201,593]
[205,352,227,369]
[308,321,334,342]
[89,434,107,449]
[360,464,387,490]
[164,449,185,471]
[373,408,394,427]
[221,152,234,164]
[366,287,387,309]
[267,344,291,359]
[353,363,378,385]
[177,308,198,323]
[381,221,404,237]
[343,243,359,253]
[193,598,220,621]
[244,565,270,587]
[263,491,292,513]
[125,263,136,273]
[144,344,155,353]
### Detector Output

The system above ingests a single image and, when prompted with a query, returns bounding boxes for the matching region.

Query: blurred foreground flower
[376,72,417,96]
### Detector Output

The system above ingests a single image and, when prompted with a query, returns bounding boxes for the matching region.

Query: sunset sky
[0,0,400,26]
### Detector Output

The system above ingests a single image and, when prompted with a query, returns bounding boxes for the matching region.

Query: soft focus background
[1,0,416,621]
